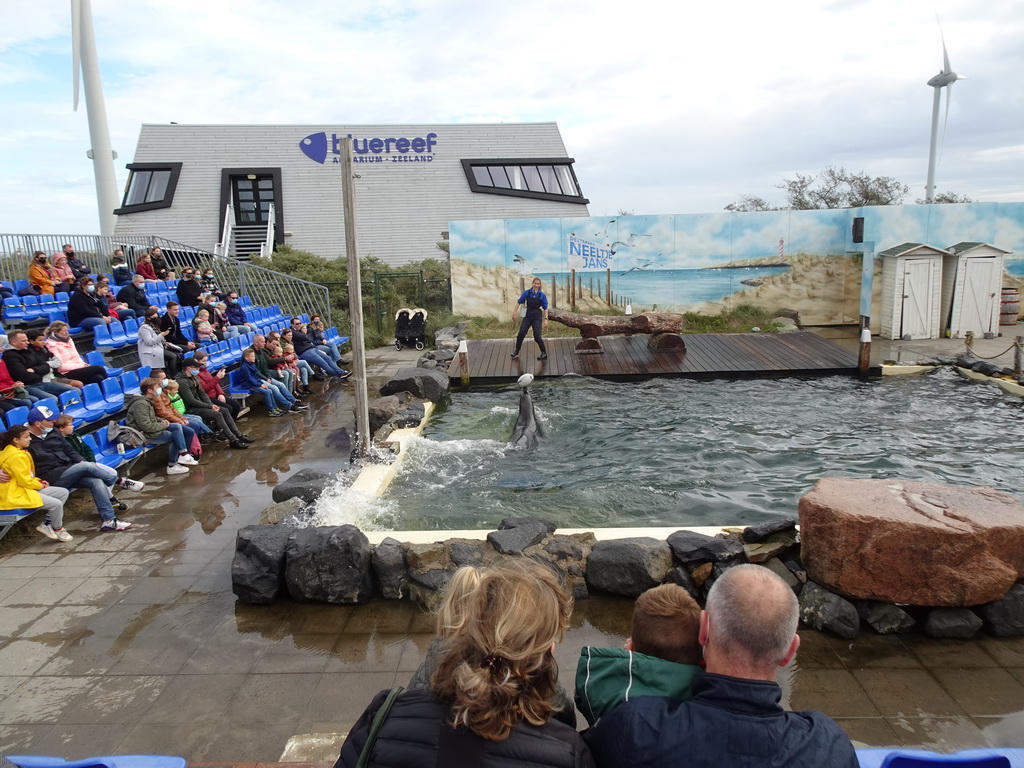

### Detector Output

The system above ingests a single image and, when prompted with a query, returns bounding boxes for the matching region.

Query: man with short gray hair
[585,564,858,768]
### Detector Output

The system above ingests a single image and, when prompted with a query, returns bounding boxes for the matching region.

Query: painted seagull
[610,233,652,251]
[513,254,527,272]
[594,219,616,239]
[620,255,661,276]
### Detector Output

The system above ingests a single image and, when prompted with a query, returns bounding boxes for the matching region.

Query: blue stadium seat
[3,406,29,428]
[83,383,122,417]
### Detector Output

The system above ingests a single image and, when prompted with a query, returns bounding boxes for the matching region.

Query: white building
[113,122,589,266]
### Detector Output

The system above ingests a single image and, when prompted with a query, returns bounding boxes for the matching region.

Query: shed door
[957,257,997,335]
[900,259,935,339]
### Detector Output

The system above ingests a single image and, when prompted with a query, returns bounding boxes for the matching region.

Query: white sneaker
[36,522,58,540]
[117,477,146,492]
[54,528,74,542]
[177,454,199,466]
[100,518,132,532]
[167,463,189,475]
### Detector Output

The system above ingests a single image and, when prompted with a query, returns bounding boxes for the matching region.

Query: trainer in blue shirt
[511,277,549,360]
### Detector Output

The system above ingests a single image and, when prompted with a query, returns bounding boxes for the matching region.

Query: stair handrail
[215,204,234,259]
[261,203,276,259]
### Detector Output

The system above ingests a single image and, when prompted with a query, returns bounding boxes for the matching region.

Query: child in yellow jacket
[0,425,73,542]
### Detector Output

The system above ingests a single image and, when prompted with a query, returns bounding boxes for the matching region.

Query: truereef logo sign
[567,234,614,270]
[299,131,437,164]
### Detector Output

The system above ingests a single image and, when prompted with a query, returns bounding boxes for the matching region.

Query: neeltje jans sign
[567,234,613,270]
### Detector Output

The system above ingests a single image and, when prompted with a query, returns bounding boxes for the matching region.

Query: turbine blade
[71,0,82,111]
[935,11,952,73]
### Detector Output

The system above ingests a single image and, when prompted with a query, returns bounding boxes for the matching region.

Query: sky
[2,0,1023,236]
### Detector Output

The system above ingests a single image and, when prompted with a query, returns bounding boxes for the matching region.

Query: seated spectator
[252,335,297,396]
[308,314,345,363]
[176,357,254,449]
[191,308,218,344]
[175,267,203,307]
[238,348,302,417]
[28,330,83,391]
[282,343,313,395]
[111,249,132,286]
[160,301,197,354]
[191,349,242,420]
[199,267,226,300]
[336,561,591,768]
[584,564,859,768]
[290,317,350,379]
[43,321,106,386]
[210,301,240,339]
[116,274,150,316]
[135,252,159,283]
[125,377,198,475]
[162,379,213,443]
[55,414,95,463]
[149,247,174,281]
[0,337,37,412]
[62,244,91,281]
[95,280,135,321]
[575,584,702,727]
[27,405,144,533]
[2,331,76,399]
[139,307,182,378]
[0,425,72,542]
[51,254,77,293]
[67,276,113,331]
[225,291,258,334]
[28,251,60,296]
[149,371,202,450]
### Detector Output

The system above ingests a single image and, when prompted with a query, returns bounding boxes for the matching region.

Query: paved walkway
[0,340,1022,763]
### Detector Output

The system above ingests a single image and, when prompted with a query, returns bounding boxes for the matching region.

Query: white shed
[878,242,945,340]
[940,242,1011,337]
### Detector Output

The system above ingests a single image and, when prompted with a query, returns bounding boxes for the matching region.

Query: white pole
[924,86,941,204]
[72,0,119,237]
[341,138,371,457]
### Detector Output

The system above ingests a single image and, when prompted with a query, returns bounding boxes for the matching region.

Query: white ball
[517,373,534,388]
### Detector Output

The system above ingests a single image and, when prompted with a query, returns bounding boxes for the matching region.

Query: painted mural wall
[449,203,1024,327]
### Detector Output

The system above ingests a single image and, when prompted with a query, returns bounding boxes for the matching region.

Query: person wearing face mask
[111,250,132,286]
[62,244,91,281]
[117,275,150,315]
[198,268,225,300]
[43,322,106,385]
[175,358,254,449]
[125,378,198,476]
[175,268,203,307]
[224,292,258,334]
[67,276,113,331]
[138,307,182,377]
[191,349,243,420]
[28,252,61,296]
[51,254,77,293]
[149,247,174,281]
[27,405,144,532]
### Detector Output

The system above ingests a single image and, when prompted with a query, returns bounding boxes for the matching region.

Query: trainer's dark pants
[514,310,547,355]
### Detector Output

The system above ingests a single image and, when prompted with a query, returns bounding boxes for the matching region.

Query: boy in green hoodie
[575,583,703,726]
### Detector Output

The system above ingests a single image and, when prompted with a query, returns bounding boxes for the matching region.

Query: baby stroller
[395,308,428,350]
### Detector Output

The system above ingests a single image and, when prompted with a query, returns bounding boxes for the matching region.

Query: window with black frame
[461,158,588,204]
[114,162,183,214]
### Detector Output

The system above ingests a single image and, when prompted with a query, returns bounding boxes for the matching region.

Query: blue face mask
[86,285,95,293]
[154,387,163,397]
[161,378,169,387]
[230,298,238,304]
[41,427,53,436]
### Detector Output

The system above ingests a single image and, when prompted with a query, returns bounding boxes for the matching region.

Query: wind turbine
[71,0,119,236]
[923,24,964,204]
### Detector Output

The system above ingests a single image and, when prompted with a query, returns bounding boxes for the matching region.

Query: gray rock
[372,537,407,599]
[764,557,802,594]
[259,497,307,525]
[390,402,426,429]
[741,518,798,543]
[272,468,336,504]
[416,358,439,369]
[667,530,745,564]
[500,517,557,534]
[379,367,450,402]
[284,525,374,604]
[488,520,549,555]
[544,536,584,562]
[664,566,702,603]
[408,568,453,591]
[862,602,915,634]
[978,583,1024,637]
[972,361,1002,376]
[586,538,674,597]
[798,581,860,639]
[449,539,486,567]
[924,608,983,639]
[954,353,980,368]
[232,525,295,604]
[368,395,402,436]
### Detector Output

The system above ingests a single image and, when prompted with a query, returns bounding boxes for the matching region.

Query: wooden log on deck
[549,309,687,354]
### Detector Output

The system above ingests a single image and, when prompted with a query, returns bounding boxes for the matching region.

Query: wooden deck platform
[446,331,879,384]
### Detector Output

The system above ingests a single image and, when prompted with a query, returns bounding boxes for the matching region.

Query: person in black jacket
[159,301,196,352]
[1,331,76,399]
[175,268,203,307]
[335,561,593,768]
[175,358,254,449]
[290,318,348,378]
[149,247,174,281]
[62,244,91,281]
[67,276,113,331]
[116,275,151,315]
[584,564,858,768]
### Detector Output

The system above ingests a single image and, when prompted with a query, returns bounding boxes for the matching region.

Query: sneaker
[290,403,310,411]
[100,518,132,532]
[238,435,256,443]
[269,409,285,417]
[109,496,128,512]
[177,453,199,466]
[116,477,145,493]
[198,433,214,445]
[538,353,548,360]
[36,522,58,540]
[212,431,230,443]
[53,528,74,542]
[510,351,519,358]
[167,463,189,475]
[337,371,353,381]
[311,373,326,382]
[228,440,250,450]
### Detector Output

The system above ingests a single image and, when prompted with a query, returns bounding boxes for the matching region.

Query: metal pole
[606,268,611,304]
[341,138,371,458]
[1014,336,1023,376]
[570,268,576,310]
[858,316,871,376]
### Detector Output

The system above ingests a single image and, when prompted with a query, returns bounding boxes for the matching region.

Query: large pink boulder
[799,479,1024,606]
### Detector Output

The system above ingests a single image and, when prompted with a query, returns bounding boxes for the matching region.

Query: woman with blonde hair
[336,561,592,768]
[28,252,60,295]
[44,322,106,385]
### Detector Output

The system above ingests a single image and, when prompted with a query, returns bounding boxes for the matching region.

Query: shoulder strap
[356,685,405,768]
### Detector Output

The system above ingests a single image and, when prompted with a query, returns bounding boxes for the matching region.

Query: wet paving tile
[342,602,417,634]
[0,676,98,724]
[284,605,355,635]
[825,633,923,669]
[900,635,1002,669]
[303,671,398,722]
[118,720,219,757]
[0,639,62,677]
[141,673,247,724]
[29,722,132,757]
[191,720,301,763]
[931,667,1024,716]
[22,605,105,641]
[116,576,192,605]
[973,712,1024,747]
[788,668,882,717]
[220,673,322,724]
[885,715,989,751]
[323,634,407,673]
[0,607,50,638]
[178,634,272,675]
[60,577,137,606]
[105,637,202,676]
[978,636,1024,667]
[0,723,55,754]
[61,675,170,725]
[834,717,903,748]
[853,669,968,718]
[251,635,336,675]
[1,577,81,607]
